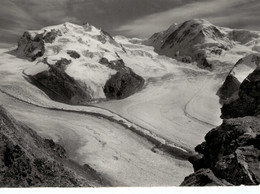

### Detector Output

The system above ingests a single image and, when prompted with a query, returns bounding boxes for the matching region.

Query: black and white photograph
[0,0,259,192]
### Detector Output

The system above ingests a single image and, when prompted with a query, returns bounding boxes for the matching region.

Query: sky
[0,0,260,47]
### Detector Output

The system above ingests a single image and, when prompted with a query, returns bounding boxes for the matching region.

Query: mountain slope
[181,54,260,186]
[0,105,109,187]
[16,22,144,104]
[146,19,260,70]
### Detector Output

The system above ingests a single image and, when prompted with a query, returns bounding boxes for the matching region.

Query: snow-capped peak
[18,22,136,101]
[145,19,260,70]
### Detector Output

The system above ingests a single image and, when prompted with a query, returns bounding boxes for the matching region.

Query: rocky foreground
[0,105,110,187]
[181,54,260,186]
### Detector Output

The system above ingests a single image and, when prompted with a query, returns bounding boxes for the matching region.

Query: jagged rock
[16,29,62,61]
[182,116,260,186]
[102,59,145,99]
[0,105,109,187]
[181,169,232,186]
[17,32,45,61]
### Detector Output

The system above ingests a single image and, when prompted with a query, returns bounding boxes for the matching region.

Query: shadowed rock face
[28,58,92,105]
[17,32,45,61]
[181,56,260,186]
[101,59,145,100]
[0,106,109,187]
[217,74,240,104]
[221,69,260,119]
[17,29,62,61]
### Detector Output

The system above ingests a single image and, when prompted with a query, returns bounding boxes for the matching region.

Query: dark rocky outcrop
[100,58,145,99]
[181,59,260,186]
[16,29,62,61]
[0,106,109,187]
[17,32,45,61]
[182,116,260,186]
[27,58,92,105]
[221,69,260,119]
[197,58,213,71]
[67,50,81,59]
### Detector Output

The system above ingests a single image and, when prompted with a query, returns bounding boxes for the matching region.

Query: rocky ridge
[0,105,109,187]
[181,54,260,186]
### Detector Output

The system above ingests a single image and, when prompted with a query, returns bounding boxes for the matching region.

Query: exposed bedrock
[100,58,145,99]
[221,69,260,119]
[16,29,61,61]
[27,58,92,105]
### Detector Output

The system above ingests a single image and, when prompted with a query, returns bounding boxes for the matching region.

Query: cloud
[114,0,260,38]
[0,0,259,47]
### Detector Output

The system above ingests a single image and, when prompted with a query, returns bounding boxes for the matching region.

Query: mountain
[16,22,144,104]
[145,19,260,70]
[181,54,260,186]
[0,105,110,187]
[217,53,260,105]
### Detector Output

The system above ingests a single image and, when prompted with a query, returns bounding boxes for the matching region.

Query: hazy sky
[0,0,260,47]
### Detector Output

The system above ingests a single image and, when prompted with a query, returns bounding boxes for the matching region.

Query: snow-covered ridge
[16,22,145,102]
[145,19,260,70]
